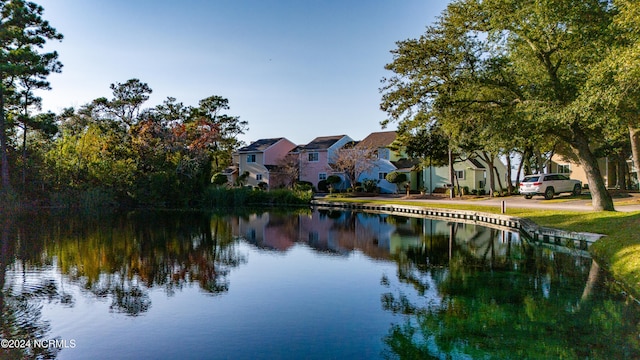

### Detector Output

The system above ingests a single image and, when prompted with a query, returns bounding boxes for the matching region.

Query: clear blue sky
[35,0,449,145]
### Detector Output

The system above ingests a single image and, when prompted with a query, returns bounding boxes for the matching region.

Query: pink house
[237,137,296,188]
[296,134,354,188]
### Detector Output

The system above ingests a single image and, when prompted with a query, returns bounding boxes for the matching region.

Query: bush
[385,172,407,184]
[326,175,341,185]
[203,187,312,208]
[362,179,378,193]
[326,175,341,193]
[49,188,119,210]
[211,173,228,187]
[386,172,407,193]
[294,181,314,192]
[235,171,250,187]
[317,180,328,192]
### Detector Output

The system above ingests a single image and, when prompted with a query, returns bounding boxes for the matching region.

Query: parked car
[519,173,582,200]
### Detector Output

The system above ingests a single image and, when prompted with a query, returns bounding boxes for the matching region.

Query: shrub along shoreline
[1,187,314,212]
[319,197,640,300]
[203,187,313,208]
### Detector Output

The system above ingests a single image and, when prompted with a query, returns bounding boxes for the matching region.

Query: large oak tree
[381,0,618,210]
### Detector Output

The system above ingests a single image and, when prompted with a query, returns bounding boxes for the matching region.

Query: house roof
[468,158,485,169]
[289,145,303,153]
[221,166,238,175]
[357,131,397,148]
[238,138,284,152]
[300,135,347,151]
[392,158,420,171]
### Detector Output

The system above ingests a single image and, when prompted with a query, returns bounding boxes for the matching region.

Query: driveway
[346,192,640,212]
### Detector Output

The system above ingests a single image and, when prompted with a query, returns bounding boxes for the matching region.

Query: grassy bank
[203,187,313,208]
[320,197,640,299]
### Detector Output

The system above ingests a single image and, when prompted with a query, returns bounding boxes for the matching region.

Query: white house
[356,131,420,194]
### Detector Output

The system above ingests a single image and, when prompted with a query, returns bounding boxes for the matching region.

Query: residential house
[422,156,509,194]
[354,131,508,194]
[297,134,354,189]
[356,131,420,193]
[236,137,297,188]
[549,153,638,190]
[221,164,239,185]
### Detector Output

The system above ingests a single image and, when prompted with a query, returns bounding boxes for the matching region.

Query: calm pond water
[1,208,639,359]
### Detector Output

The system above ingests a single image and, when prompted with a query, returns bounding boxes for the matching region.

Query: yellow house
[550,153,638,190]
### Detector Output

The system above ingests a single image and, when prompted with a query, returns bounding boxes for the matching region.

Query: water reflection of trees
[380,222,640,359]
[8,211,246,316]
[1,217,59,359]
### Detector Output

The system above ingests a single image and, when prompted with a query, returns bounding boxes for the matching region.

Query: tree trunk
[630,125,640,190]
[570,128,615,211]
[21,92,30,187]
[0,81,9,192]
[22,124,27,187]
[481,151,496,197]
[448,147,454,199]
[506,152,514,194]
[523,146,533,175]
[617,152,627,190]
[493,164,504,196]
[515,151,525,189]
[534,148,544,173]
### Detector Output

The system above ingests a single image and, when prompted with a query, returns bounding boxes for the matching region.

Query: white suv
[519,173,582,200]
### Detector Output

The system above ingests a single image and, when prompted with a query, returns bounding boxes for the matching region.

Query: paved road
[344,193,640,213]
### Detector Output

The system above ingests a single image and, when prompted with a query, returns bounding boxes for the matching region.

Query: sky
[34,0,449,145]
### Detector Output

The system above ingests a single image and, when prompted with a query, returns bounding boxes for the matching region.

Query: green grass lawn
[320,197,640,299]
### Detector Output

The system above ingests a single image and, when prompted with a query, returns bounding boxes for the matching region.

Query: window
[247,154,256,163]
[256,174,263,181]
[379,172,388,180]
[455,170,465,180]
[308,152,319,162]
[319,173,327,181]
[558,164,571,173]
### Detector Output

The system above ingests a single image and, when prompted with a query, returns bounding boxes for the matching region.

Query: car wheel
[544,187,554,200]
[524,195,533,199]
[572,184,581,196]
